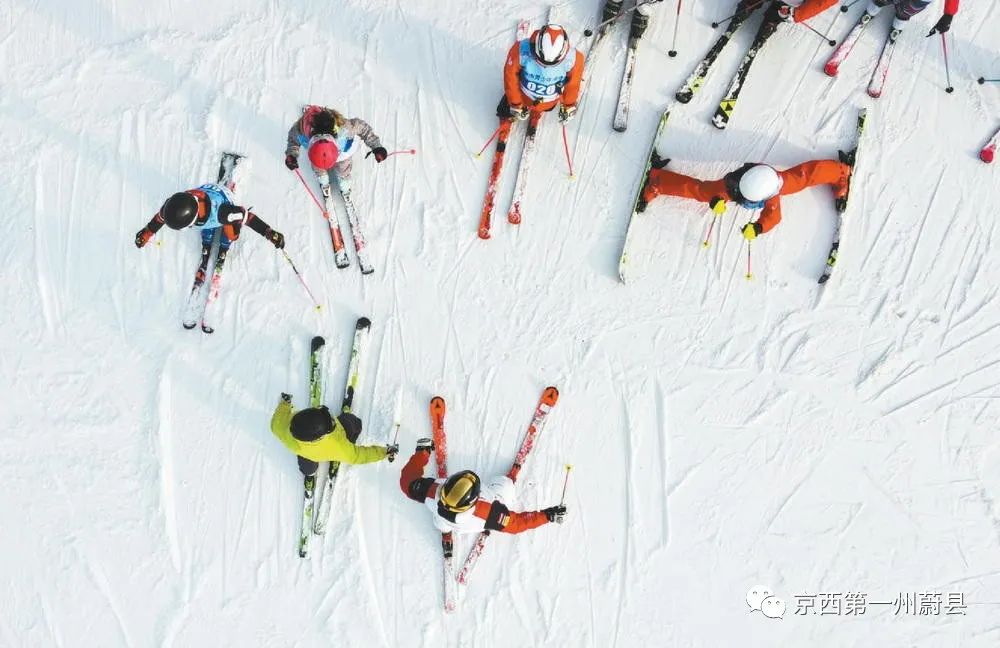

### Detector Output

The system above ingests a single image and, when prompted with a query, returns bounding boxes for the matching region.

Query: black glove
[135,227,154,248]
[285,154,298,170]
[280,392,292,403]
[265,228,285,249]
[543,505,567,524]
[372,147,388,163]
[416,437,434,453]
[927,14,952,36]
[386,444,399,462]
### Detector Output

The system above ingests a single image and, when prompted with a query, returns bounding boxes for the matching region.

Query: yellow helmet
[438,471,481,513]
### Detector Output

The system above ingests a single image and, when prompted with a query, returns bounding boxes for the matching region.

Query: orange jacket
[796,0,959,22]
[399,450,549,534]
[503,39,584,110]
[644,160,850,234]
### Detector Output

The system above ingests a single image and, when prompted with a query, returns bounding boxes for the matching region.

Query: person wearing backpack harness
[498,24,585,124]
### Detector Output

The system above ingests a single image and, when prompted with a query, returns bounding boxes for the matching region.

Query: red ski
[981,126,999,164]
[429,396,458,612]
[825,11,874,77]
[478,120,513,239]
[455,386,560,586]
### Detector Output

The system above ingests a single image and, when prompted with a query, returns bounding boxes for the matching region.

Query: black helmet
[290,406,334,441]
[438,470,481,513]
[337,412,363,443]
[161,192,199,230]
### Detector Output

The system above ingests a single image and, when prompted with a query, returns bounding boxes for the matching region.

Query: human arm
[790,0,839,23]
[285,117,305,158]
[244,211,284,248]
[475,499,551,534]
[134,211,166,248]
[755,197,782,234]
[399,444,434,499]
[503,42,527,109]
[559,50,586,107]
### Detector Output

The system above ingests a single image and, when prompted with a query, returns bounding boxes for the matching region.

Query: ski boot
[636,154,669,213]
[602,0,624,23]
[629,6,650,43]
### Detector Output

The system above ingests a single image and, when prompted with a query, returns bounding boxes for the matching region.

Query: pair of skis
[579,0,654,132]
[298,318,372,558]
[431,386,560,612]
[478,19,542,240]
[824,9,898,99]
[819,108,867,285]
[320,179,374,275]
[674,3,782,129]
[181,152,245,333]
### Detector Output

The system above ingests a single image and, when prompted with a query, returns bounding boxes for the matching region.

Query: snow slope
[2,0,1000,646]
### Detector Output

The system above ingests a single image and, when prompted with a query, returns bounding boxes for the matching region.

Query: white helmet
[533,24,570,65]
[738,165,782,202]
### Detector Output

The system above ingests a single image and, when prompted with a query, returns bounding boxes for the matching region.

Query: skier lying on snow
[284,105,387,196]
[497,23,585,125]
[637,157,853,239]
[271,394,398,477]
[134,186,284,251]
[787,0,958,35]
[399,437,567,534]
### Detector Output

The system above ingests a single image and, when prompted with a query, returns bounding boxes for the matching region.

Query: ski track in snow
[4,0,1000,646]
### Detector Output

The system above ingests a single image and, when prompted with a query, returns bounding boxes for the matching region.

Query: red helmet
[308,134,339,170]
[533,24,570,66]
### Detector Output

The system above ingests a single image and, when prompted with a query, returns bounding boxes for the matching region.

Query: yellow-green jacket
[270,401,387,464]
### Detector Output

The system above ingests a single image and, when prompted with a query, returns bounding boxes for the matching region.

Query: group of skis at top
[133,107,397,333]
[267,318,569,612]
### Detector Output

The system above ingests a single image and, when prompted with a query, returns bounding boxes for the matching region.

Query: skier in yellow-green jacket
[270,394,398,476]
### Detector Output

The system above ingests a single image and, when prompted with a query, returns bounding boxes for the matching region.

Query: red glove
[135,228,154,248]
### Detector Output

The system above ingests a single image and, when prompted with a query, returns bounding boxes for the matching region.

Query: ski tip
[817,275,830,285]
[668,50,677,57]
[478,229,491,240]
[613,124,627,133]
[542,386,560,404]
[356,317,372,330]
[182,322,197,330]
[981,149,995,164]
[311,335,326,350]
[430,396,446,415]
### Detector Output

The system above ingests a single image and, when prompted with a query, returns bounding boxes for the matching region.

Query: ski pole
[701,214,720,248]
[559,464,572,505]
[280,249,322,311]
[561,123,576,179]
[840,0,864,12]
[800,20,837,46]
[745,241,753,281]
[367,148,417,160]
[293,168,326,215]
[979,77,1000,84]
[711,0,764,28]
[668,0,683,57]
[584,0,664,37]
[474,125,502,158]
[940,33,954,94]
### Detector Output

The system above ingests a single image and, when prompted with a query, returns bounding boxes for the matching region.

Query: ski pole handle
[280,249,322,310]
[559,464,572,505]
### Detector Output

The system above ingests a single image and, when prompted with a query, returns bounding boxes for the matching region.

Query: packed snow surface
[3,0,1000,646]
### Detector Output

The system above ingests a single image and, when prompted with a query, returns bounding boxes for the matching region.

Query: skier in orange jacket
[399,438,566,535]
[789,0,959,34]
[637,157,852,239]
[498,24,585,124]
